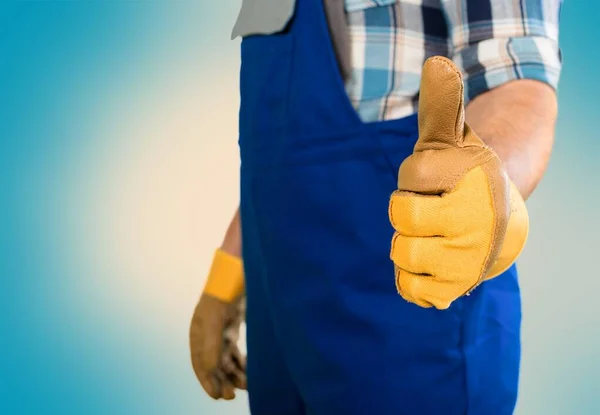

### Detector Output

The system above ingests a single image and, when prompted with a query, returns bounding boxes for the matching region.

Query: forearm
[465,80,558,200]
[220,208,242,258]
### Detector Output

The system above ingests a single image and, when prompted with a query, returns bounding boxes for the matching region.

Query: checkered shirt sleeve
[343,0,563,122]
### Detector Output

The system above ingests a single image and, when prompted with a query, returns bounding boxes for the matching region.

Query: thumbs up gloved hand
[190,249,247,400]
[388,56,529,310]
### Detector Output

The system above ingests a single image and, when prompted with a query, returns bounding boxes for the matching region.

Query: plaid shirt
[344,0,563,122]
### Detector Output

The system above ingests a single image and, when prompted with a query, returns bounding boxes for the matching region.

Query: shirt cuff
[344,0,396,13]
[453,36,562,104]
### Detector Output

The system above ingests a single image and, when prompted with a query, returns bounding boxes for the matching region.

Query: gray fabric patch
[231,0,297,39]
[323,0,351,81]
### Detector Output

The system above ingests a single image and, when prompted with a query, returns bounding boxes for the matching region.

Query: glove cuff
[203,249,244,303]
[485,179,529,280]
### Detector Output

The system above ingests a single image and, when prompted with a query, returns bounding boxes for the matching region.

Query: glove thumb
[416,56,484,152]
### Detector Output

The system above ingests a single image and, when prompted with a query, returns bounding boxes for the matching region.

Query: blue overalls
[238,1,522,413]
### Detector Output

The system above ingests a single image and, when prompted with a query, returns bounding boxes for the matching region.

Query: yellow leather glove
[388,56,529,310]
[189,249,246,400]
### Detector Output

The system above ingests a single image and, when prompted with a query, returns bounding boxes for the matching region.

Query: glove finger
[190,330,222,396]
[221,383,236,401]
[230,368,248,391]
[198,371,222,400]
[228,347,248,390]
[395,267,448,309]
[233,346,247,372]
[221,347,239,374]
[389,190,450,237]
[395,267,474,310]
[220,345,247,390]
[222,336,245,369]
[191,343,213,395]
[390,233,441,276]
[190,317,225,400]
[214,368,236,401]
[416,56,470,152]
[391,232,484,281]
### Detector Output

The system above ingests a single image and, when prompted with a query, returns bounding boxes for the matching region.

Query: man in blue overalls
[190,1,562,414]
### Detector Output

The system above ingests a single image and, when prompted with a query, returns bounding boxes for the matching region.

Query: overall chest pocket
[234,0,296,136]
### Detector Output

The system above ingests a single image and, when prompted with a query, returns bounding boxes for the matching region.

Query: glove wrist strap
[203,249,244,303]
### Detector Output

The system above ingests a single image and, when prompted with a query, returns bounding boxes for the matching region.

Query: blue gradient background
[1,1,597,414]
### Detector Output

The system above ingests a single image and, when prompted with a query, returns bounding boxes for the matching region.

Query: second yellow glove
[190,249,246,400]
